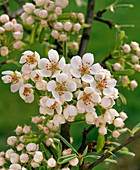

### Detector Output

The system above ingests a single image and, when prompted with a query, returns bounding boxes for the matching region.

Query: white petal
[67,105,77,116]
[53,114,65,126]
[91,92,101,103]
[82,74,94,83]
[90,63,101,74]
[2,75,12,83]
[2,71,13,75]
[77,100,85,112]
[56,103,62,114]
[39,106,47,115]
[47,81,56,91]
[70,68,81,78]
[103,88,114,96]
[30,62,37,69]
[46,98,55,107]
[19,55,26,64]
[71,55,82,69]
[106,79,117,88]
[25,94,34,103]
[85,104,95,112]
[90,80,97,89]
[22,50,33,56]
[52,91,60,101]
[11,83,20,92]
[38,58,50,69]
[77,91,83,100]
[46,108,54,115]
[40,70,52,77]
[63,108,69,119]
[22,63,32,73]
[58,57,65,70]
[65,80,77,92]
[84,87,94,94]
[56,73,68,83]
[101,97,114,109]
[82,53,94,66]
[52,70,61,78]
[35,51,40,61]
[62,91,73,101]
[48,49,59,62]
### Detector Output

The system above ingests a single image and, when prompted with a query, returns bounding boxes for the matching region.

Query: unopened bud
[0,46,9,56]
[123,44,131,53]
[11,19,17,24]
[133,64,140,71]
[114,118,124,127]
[43,127,49,134]
[48,14,57,21]
[7,136,17,146]
[70,13,76,19]
[17,143,24,151]
[35,0,45,6]
[47,158,56,168]
[62,148,72,156]
[120,111,128,121]
[9,164,21,170]
[20,12,28,23]
[130,80,138,90]
[54,22,63,31]
[77,13,84,22]
[33,151,43,163]
[71,42,79,51]
[13,31,23,40]
[59,34,67,41]
[131,41,139,51]
[19,136,26,143]
[112,130,120,138]
[40,116,46,122]
[38,124,43,130]
[15,126,23,135]
[26,16,34,25]
[46,138,53,146]
[10,153,19,164]
[39,10,48,19]
[20,154,29,163]
[34,9,41,16]
[4,22,14,31]
[55,7,62,15]
[131,55,139,63]
[51,30,59,39]
[23,3,35,14]
[98,125,107,135]
[13,41,22,49]
[31,162,39,168]
[13,23,23,32]
[0,27,5,34]
[64,22,72,31]
[0,14,9,23]
[73,23,81,32]
[121,76,128,84]
[0,152,5,157]
[69,158,79,166]
[23,125,31,134]
[113,63,121,71]
[0,157,5,166]
[26,143,37,152]
[41,20,47,27]
[32,116,40,124]
[136,49,140,56]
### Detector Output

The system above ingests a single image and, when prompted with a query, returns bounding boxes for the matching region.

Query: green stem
[36,133,46,144]
[63,41,67,59]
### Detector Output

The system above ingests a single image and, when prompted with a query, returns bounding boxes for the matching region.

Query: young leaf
[132,122,140,134]
[85,155,117,163]
[39,27,46,43]
[30,23,39,44]
[57,154,77,164]
[82,146,88,157]
[36,133,46,144]
[117,150,135,158]
[114,69,135,76]
[119,93,127,105]
[96,134,105,153]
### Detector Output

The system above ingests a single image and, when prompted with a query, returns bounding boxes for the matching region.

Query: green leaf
[30,24,38,44]
[119,93,127,105]
[36,133,46,144]
[117,150,135,158]
[39,167,46,170]
[85,155,117,163]
[57,142,62,158]
[115,4,134,8]
[49,35,55,44]
[132,122,140,134]
[39,27,46,43]
[22,23,33,31]
[57,13,71,20]
[27,166,32,170]
[56,134,78,154]
[96,134,105,153]
[110,142,129,151]
[114,69,135,76]
[115,30,125,49]
[106,61,113,74]
[82,146,88,157]
[57,154,77,164]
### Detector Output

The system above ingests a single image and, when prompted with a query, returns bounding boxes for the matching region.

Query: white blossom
[63,105,77,122]
[47,158,56,167]
[33,151,43,163]
[7,136,17,146]
[69,158,79,166]
[23,3,35,14]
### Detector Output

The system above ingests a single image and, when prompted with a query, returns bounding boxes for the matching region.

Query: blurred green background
[0,0,140,169]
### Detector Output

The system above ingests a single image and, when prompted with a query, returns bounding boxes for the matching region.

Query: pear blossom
[0,46,9,56]
[10,153,19,164]
[63,105,77,122]
[38,49,65,77]
[33,151,43,163]
[100,96,115,109]
[30,70,42,82]
[69,158,79,166]
[9,163,21,170]
[2,71,23,92]
[19,84,34,103]
[20,51,40,74]
[53,114,65,126]
[5,149,14,159]
[20,154,29,163]
[98,125,107,135]
[23,3,35,14]
[70,53,95,83]
[39,96,62,115]
[0,157,5,166]
[77,87,101,113]
[7,136,17,146]
[85,112,98,124]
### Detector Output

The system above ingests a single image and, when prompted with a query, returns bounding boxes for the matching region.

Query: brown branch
[101,52,113,68]
[78,0,95,57]
[94,16,115,29]
[0,60,6,68]
[78,125,96,154]
[82,133,140,170]
[96,8,107,17]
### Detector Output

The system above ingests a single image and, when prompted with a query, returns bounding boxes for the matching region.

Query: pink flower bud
[7,136,17,146]
[71,42,79,50]
[59,34,67,41]
[54,22,63,31]
[17,143,24,151]
[113,63,121,71]
[131,41,139,51]
[40,116,46,122]
[64,22,72,31]
[46,138,54,146]
[35,0,45,6]
[39,10,48,19]
[77,13,84,21]
[48,132,55,138]
[131,55,139,63]
[33,151,43,163]
[0,46,9,56]
[0,27,5,34]
[19,136,27,143]
[32,116,40,124]
[52,125,59,131]
[0,14,9,23]
[13,41,22,49]
[48,14,57,21]
[133,64,140,71]
[120,111,128,121]
[69,158,79,166]
[13,31,23,40]
[121,76,128,84]
[47,158,56,168]
[44,1,55,11]
[70,13,76,19]
[55,7,62,15]
[20,154,29,163]
[38,124,44,130]
[4,21,14,31]
[11,19,17,24]
[13,23,23,32]
[43,127,49,134]
[114,118,124,127]
[0,157,5,166]
[46,121,53,129]
[51,30,59,39]
[123,44,131,53]
[23,125,31,134]
[112,130,120,138]
[34,9,41,16]
[20,13,28,22]
[62,148,72,156]
[23,3,35,14]
[26,16,34,25]
[10,153,19,164]
[15,126,23,135]
[98,125,107,135]
[41,20,48,27]
[73,23,81,32]
[130,80,138,90]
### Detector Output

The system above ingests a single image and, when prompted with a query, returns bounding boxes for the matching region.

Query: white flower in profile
[53,114,65,126]
[5,149,14,159]
[20,51,40,73]
[100,96,115,109]
[70,53,96,83]
[85,111,98,124]
[9,153,19,164]
[98,125,107,136]
[63,105,77,122]
[36,80,47,91]
[77,87,101,113]
[47,158,56,168]
[95,116,106,127]
[19,84,34,103]
[47,73,77,103]
[30,69,42,82]
[39,96,62,115]
[26,143,38,155]
[2,71,23,92]
[38,49,65,78]
[33,151,43,163]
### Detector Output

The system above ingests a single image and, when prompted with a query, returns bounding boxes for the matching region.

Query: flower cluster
[21,0,84,41]
[0,14,23,57]
[2,49,127,136]
[112,41,140,90]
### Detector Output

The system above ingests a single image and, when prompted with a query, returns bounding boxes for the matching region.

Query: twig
[0,60,6,68]
[78,0,95,57]
[96,8,107,17]
[78,125,96,154]
[94,16,115,29]
[101,52,113,68]
[82,133,140,170]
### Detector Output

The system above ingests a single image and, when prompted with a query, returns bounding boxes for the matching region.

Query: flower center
[46,61,58,71]
[55,82,66,96]
[23,88,31,96]
[78,64,90,75]
[97,80,107,91]
[48,103,57,110]
[26,53,37,64]
[10,73,20,84]
[82,93,92,105]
